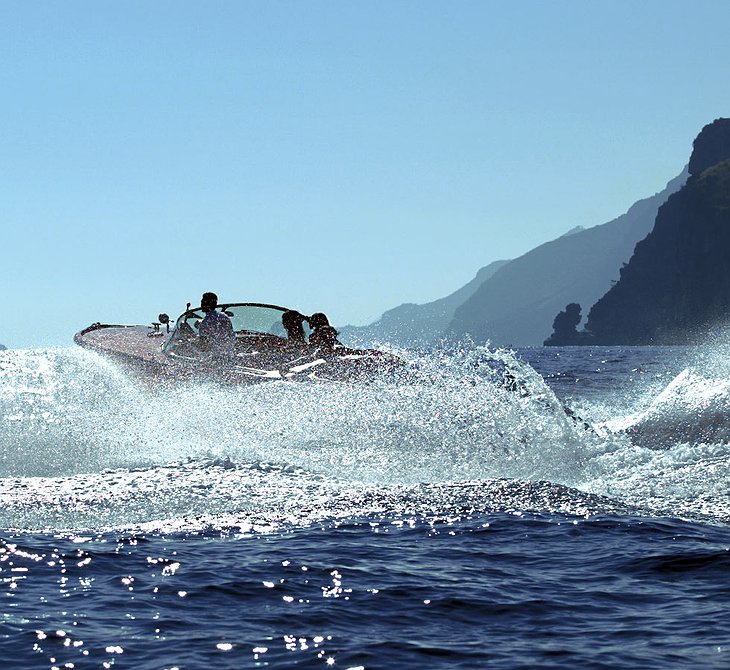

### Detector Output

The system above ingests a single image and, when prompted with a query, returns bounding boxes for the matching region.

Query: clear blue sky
[3,0,730,347]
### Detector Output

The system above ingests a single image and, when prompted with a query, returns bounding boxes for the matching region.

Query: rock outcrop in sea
[543,303,588,346]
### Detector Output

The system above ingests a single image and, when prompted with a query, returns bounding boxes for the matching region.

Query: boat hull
[74,323,403,385]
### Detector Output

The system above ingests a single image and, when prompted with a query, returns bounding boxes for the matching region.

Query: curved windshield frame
[164,302,311,352]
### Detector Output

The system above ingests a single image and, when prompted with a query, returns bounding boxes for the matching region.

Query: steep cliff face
[446,170,687,346]
[688,118,730,177]
[584,119,730,344]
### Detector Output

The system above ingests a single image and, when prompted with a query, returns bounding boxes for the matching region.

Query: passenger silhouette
[199,292,235,356]
[308,312,340,349]
[281,310,307,343]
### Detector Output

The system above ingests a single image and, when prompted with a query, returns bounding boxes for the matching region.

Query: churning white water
[2,345,729,531]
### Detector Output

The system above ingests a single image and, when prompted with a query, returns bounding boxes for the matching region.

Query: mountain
[339,259,509,346]
[581,119,730,344]
[446,169,688,346]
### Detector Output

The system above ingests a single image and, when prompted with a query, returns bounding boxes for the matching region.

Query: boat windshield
[168,303,311,345]
[225,304,292,335]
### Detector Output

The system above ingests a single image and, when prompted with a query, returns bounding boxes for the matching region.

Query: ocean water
[2,343,730,669]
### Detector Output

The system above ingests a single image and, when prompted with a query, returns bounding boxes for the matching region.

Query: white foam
[2,345,730,529]
[0,346,586,483]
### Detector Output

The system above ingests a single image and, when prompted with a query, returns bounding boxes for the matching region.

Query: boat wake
[1,346,730,531]
[596,367,730,446]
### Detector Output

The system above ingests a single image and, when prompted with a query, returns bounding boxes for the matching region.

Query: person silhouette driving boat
[308,312,340,349]
[281,310,307,343]
[199,292,236,356]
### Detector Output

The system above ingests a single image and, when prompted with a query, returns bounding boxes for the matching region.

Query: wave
[0,346,586,483]
[2,346,730,530]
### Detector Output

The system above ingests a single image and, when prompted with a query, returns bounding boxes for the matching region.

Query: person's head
[201,292,218,312]
[308,312,330,329]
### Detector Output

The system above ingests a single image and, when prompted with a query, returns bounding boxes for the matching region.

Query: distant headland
[340,118,727,349]
[546,118,730,345]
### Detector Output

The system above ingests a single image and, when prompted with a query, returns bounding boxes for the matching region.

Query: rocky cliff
[581,118,730,344]
[446,170,687,347]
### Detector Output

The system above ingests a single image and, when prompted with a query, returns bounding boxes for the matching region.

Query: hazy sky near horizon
[3,0,730,347]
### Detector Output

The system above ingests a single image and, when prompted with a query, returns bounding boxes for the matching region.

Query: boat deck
[75,325,170,366]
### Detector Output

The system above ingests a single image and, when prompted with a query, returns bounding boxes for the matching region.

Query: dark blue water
[2,345,730,669]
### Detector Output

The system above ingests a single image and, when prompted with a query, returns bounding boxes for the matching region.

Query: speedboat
[74,302,404,384]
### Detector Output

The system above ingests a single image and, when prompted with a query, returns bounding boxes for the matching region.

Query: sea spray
[3,346,730,670]
[3,345,730,531]
[1,346,587,483]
